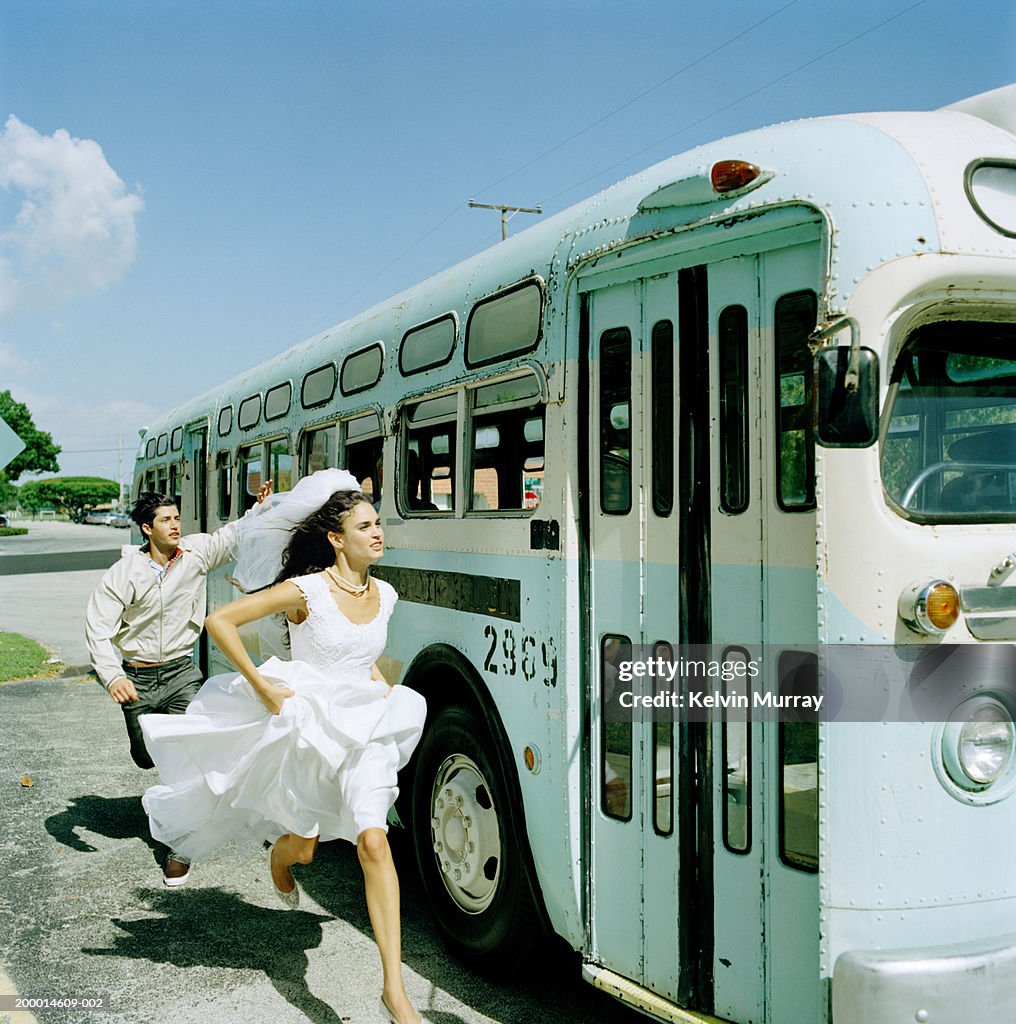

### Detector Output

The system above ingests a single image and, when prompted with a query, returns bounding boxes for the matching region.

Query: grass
[0,526,28,537]
[0,632,62,682]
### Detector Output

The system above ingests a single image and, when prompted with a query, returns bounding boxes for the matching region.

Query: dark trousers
[121,656,204,769]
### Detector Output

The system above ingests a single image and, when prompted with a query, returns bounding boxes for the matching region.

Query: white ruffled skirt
[140,656,426,862]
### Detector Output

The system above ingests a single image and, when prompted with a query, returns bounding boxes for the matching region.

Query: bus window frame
[464,276,545,370]
[301,362,338,410]
[773,289,818,512]
[720,645,753,855]
[601,633,634,823]
[298,420,338,478]
[238,393,262,432]
[340,342,385,398]
[264,381,293,422]
[339,409,384,503]
[268,435,294,493]
[464,368,548,517]
[217,405,233,437]
[237,435,288,510]
[398,387,461,517]
[399,312,458,376]
[216,449,232,520]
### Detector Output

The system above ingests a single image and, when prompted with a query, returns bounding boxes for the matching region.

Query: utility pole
[117,434,125,509]
[468,199,542,240]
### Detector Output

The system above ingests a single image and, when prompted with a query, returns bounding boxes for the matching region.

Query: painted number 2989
[483,625,557,688]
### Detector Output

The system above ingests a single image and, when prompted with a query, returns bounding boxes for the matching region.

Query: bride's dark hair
[272,489,372,585]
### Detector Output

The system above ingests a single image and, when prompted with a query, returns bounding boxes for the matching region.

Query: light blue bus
[134,85,1016,1023]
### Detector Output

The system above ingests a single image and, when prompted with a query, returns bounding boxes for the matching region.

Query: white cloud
[0,340,31,376]
[0,115,144,316]
[3,380,157,480]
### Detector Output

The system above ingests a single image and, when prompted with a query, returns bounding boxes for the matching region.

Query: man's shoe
[163,855,191,888]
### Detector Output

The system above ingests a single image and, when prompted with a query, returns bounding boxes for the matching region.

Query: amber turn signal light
[711,160,762,194]
[898,579,960,635]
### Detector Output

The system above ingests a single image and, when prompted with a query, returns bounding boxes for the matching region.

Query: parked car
[83,510,130,527]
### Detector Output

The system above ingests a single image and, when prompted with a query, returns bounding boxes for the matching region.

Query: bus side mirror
[815,346,879,448]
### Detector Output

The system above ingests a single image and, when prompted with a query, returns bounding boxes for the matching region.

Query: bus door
[708,241,822,1024]
[586,273,684,1003]
[707,254,767,1023]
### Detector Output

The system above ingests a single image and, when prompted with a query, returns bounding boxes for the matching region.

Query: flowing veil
[230,468,363,659]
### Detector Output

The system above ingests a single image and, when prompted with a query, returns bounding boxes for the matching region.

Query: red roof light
[711,160,762,194]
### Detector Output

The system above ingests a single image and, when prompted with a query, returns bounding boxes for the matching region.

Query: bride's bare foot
[380,989,422,1024]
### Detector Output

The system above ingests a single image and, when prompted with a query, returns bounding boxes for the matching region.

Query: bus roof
[139,88,1016,447]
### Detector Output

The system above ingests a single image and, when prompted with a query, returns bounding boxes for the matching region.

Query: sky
[0,0,1013,486]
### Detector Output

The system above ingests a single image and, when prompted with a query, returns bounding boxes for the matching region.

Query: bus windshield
[882,321,1016,522]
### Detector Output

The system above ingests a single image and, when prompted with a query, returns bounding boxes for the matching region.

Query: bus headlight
[942,697,1015,791]
[958,703,1015,784]
[898,579,960,635]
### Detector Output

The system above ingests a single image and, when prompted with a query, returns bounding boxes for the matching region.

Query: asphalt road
[0,522,643,1024]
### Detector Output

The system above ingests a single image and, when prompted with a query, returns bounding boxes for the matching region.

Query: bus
[134,84,1016,1023]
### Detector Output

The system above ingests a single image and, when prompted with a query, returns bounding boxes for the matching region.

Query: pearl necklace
[325,565,370,596]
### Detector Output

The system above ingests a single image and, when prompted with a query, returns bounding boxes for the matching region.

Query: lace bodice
[287,574,397,678]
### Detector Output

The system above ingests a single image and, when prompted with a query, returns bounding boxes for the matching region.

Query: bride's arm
[205,582,306,714]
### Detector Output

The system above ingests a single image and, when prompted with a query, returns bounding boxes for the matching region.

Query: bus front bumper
[833,932,1016,1023]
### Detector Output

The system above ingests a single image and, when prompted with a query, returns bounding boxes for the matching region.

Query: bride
[140,468,429,1024]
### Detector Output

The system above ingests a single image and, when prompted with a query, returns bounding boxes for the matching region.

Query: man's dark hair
[131,492,177,531]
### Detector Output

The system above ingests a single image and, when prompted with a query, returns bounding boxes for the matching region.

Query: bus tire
[410,701,539,973]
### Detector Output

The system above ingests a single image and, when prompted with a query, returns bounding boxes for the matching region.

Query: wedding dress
[140,572,426,861]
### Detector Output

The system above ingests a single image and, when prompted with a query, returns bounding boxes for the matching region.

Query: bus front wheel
[410,702,539,972]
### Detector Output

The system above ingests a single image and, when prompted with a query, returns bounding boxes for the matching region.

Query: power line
[288,0,927,346]
[542,0,930,207]
[286,203,464,346]
[470,0,803,200]
[288,2,805,341]
[60,447,124,454]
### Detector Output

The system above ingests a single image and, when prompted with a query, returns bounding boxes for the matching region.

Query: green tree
[0,391,60,481]
[0,472,17,512]
[18,477,119,519]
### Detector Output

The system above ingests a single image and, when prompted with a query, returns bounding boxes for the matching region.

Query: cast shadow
[45,794,161,860]
[82,886,341,1024]
[298,837,623,1024]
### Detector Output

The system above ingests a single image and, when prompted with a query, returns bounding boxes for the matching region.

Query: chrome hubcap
[429,752,502,914]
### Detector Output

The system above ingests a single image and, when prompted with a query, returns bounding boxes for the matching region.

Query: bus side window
[778,650,819,872]
[719,305,749,514]
[345,437,382,504]
[653,641,674,836]
[722,646,752,854]
[775,291,817,510]
[238,443,263,512]
[216,451,231,519]
[300,424,333,477]
[469,406,545,512]
[403,394,457,514]
[651,321,674,517]
[600,327,632,514]
[168,463,181,514]
[602,634,633,821]
[269,438,293,493]
[343,412,383,503]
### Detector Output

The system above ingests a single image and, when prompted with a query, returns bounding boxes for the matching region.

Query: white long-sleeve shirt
[85,520,246,690]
